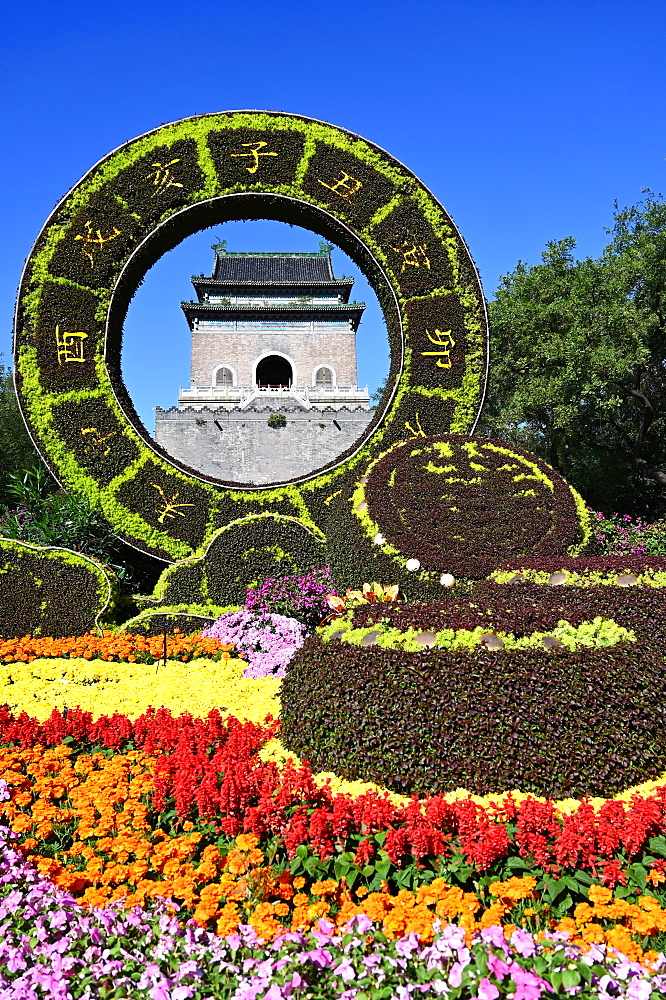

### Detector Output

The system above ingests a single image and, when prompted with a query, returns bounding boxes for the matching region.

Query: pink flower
[487,952,510,979]
[510,965,549,1000]
[476,977,500,999]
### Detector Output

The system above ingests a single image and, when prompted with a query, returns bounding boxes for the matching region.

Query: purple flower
[300,947,333,968]
[448,961,465,988]
[487,952,510,978]
[245,567,335,628]
[343,913,373,934]
[203,609,305,678]
[480,925,508,952]
[333,957,356,982]
[625,979,652,1000]
[510,964,549,999]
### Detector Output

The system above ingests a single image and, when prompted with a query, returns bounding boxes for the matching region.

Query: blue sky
[2,0,665,429]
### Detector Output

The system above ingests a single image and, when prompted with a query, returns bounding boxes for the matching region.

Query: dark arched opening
[256,355,293,388]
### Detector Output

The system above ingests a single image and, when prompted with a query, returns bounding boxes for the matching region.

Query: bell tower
[154,242,374,484]
[177,241,369,411]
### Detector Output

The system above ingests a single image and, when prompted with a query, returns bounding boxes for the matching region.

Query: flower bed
[5,824,666,999]
[4,632,666,990]
[0,630,235,664]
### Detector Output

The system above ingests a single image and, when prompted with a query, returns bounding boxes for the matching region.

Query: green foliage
[587,509,666,556]
[480,192,666,517]
[147,515,327,608]
[0,537,114,638]
[267,413,287,429]
[0,467,149,594]
[0,360,46,505]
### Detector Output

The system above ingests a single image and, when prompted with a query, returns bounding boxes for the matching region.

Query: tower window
[314,366,334,387]
[214,366,234,386]
[256,355,293,388]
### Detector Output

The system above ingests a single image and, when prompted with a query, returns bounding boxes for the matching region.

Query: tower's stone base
[154,404,373,484]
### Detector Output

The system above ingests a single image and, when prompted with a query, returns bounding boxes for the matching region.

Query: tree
[478,192,666,516]
[0,357,49,504]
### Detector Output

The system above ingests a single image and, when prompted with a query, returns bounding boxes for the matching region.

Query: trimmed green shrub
[281,631,666,798]
[0,538,114,638]
[327,434,588,598]
[142,514,327,608]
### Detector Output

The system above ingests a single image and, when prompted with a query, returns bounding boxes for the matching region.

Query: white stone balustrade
[177,384,370,411]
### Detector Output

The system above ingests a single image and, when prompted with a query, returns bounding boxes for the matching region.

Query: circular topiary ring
[13,111,488,564]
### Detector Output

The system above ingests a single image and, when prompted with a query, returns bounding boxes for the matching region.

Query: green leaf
[648,836,666,857]
[505,857,531,871]
[561,969,581,990]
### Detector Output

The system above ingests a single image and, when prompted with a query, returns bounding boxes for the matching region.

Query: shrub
[245,567,334,629]
[0,538,115,638]
[281,630,666,798]
[327,435,588,600]
[352,578,666,643]
[267,413,287,429]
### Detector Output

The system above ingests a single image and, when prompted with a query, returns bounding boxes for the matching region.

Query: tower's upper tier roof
[211,243,336,284]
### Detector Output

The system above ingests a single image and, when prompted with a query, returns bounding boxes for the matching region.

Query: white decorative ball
[373,532,386,545]
[406,558,420,571]
[440,573,455,587]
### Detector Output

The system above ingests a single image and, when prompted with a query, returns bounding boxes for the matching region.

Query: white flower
[373,532,385,545]
[440,573,455,587]
[405,558,420,571]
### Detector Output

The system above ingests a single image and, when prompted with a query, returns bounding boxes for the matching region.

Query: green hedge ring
[13,111,489,564]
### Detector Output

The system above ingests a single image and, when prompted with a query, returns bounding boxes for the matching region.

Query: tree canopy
[0,358,47,505]
[479,192,666,516]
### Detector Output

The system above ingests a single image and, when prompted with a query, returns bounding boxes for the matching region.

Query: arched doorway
[256,355,293,388]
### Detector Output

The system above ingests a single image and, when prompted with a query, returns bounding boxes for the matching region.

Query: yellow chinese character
[81,427,117,457]
[145,159,184,195]
[390,240,431,271]
[74,220,121,266]
[317,171,362,200]
[55,326,88,364]
[405,412,426,439]
[323,489,342,506]
[230,141,278,174]
[151,483,195,524]
[421,329,455,368]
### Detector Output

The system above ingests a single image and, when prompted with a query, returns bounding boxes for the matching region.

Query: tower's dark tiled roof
[213,253,334,283]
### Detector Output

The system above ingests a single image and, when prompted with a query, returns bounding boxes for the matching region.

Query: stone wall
[190,327,359,387]
[154,404,374,484]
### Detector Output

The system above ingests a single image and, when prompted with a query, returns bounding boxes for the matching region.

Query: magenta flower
[476,976,500,999]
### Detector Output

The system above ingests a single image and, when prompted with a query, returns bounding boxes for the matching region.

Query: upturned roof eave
[191,276,354,285]
[181,300,365,332]
[181,301,366,313]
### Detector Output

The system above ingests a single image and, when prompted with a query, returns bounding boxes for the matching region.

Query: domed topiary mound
[326,435,588,599]
[281,586,666,798]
